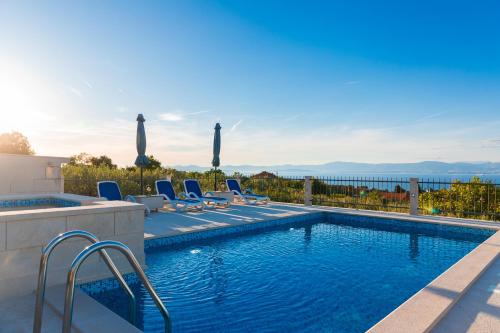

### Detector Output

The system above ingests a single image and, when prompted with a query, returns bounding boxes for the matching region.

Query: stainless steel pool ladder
[33,230,137,333]
[62,240,172,333]
[33,231,171,333]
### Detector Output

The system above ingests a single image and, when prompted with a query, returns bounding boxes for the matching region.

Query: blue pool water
[0,197,80,210]
[85,214,494,332]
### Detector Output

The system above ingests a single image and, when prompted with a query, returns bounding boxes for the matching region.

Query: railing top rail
[312,177,410,182]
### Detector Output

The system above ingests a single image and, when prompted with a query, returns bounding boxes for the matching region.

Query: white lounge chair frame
[226,179,270,205]
[183,179,230,208]
[155,180,203,212]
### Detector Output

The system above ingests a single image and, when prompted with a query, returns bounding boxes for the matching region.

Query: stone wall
[0,200,145,301]
[0,154,68,195]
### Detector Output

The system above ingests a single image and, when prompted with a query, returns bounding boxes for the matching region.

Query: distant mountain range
[173,161,500,176]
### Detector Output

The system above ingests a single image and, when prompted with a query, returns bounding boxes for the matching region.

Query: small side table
[134,195,164,212]
[209,191,235,202]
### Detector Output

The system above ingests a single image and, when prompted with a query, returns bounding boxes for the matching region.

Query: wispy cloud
[158,110,210,122]
[83,80,92,89]
[481,138,500,148]
[69,87,83,98]
[116,106,128,113]
[187,110,210,116]
[230,119,243,132]
[344,80,360,85]
[415,111,448,122]
[284,113,303,122]
[372,110,449,132]
[159,112,184,122]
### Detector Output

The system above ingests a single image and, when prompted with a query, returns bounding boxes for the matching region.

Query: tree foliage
[419,176,499,219]
[69,153,116,169]
[144,155,162,170]
[0,131,34,155]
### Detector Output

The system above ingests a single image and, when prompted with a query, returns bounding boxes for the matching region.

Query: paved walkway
[432,257,500,333]
[144,202,320,239]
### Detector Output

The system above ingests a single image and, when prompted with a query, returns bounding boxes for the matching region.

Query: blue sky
[1,0,499,166]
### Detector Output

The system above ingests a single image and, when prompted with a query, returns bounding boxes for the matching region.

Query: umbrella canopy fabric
[134,114,149,167]
[212,123,221,168]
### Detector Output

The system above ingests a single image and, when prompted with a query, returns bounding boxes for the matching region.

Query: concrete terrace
[145,202,500,333]
[144,202,321,239]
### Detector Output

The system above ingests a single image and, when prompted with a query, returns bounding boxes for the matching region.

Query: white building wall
[0,154,69,194]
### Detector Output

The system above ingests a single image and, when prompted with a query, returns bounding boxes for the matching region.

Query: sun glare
[0,59,59,134]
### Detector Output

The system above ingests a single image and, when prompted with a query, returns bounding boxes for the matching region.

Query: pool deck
[146,202,500,333]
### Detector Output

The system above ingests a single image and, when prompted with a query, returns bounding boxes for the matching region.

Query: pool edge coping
[269,202,500,231]
[367,228,500,333]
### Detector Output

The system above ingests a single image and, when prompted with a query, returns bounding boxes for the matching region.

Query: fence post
[59,168,65,193]
[410,178,419,215]
[304,176,312,206]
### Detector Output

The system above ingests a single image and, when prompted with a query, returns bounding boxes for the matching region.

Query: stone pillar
[60,170,65,193]
[304,176,312,206]
[409,178,419,215]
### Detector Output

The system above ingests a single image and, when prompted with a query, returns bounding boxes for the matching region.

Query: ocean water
[279,173,500,183]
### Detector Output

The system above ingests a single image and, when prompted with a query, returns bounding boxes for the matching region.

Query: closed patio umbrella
[212,123,221,191]
[135,114,149,195]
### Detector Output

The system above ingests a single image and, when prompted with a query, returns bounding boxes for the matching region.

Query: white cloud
[230,119,243,132]
[187,110,210,116]
[116,106,128,113]
[283,113,303,122]
[481,138,500,148]
[345,80,360,85]
[158,110,210,122]
[159,113,184,122]
[83,80,92,89]
[69,87,83,98]
[28,115,500,168]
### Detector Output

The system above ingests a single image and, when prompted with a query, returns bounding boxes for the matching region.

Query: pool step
[0,286,142,333]
[45,284,142,333]
[0,292,63,333]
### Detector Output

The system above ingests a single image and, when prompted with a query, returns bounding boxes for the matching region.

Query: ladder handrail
[63,240,172,333]
[33,230,137,333]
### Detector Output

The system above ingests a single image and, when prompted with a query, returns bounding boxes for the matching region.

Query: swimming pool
[85,213,494,332]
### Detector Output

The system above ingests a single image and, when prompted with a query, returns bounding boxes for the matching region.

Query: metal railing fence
[239,175,305,204]
[418,178,499,220]
[310,176,411,213]
[64,170,499,221]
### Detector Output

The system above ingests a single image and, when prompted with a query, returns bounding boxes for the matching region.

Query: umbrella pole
[214,167,217,191]
[140,167,144,195]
